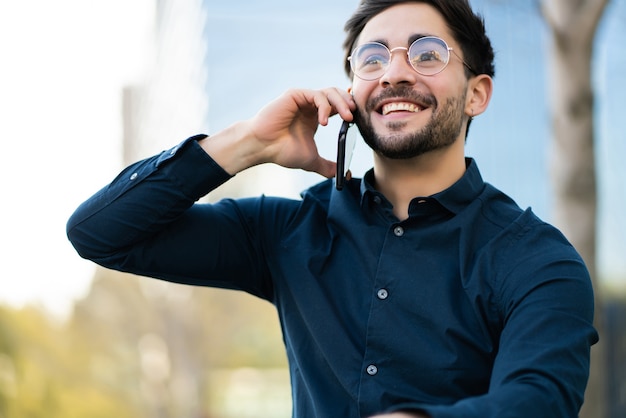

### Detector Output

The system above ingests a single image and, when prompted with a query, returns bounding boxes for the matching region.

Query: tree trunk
[541,1,609,417]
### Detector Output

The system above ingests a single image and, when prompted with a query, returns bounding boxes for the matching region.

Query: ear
[464,74,493,118]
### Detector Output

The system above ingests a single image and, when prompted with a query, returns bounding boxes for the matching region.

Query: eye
[362,53,386,67]
[415,50,442,63]
[354,43,389,69]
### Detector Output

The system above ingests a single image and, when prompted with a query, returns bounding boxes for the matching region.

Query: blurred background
[0,0,624,417]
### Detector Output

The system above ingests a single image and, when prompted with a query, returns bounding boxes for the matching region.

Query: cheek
[437,75,469,99]
[349,80,375,109]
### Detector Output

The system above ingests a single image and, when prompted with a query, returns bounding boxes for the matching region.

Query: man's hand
[200,87,356,178]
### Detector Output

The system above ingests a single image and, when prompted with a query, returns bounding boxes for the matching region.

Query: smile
[381,102,424,116]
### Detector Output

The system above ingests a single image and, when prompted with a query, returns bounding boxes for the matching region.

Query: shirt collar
[360,158,485,215]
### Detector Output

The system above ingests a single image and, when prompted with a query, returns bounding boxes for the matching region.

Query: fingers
[288,88,355,126]
[312,87,356,125]
[297,88,356,179]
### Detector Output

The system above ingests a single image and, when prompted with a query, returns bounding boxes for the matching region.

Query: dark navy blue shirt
[67,136,598,418]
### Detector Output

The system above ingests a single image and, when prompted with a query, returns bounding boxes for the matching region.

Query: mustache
[365,87,437,112]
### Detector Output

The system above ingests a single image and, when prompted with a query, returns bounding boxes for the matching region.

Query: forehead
[359,3,452,45]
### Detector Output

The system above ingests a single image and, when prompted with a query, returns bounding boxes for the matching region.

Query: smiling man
[346,2,493,221]
[67,1,598,417]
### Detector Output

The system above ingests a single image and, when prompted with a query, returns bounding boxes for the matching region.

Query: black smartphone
[336,120,355,191]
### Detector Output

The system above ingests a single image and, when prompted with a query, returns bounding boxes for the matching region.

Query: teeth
[382,102,421,115]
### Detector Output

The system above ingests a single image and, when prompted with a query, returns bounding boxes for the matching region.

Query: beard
[355,87,467,159]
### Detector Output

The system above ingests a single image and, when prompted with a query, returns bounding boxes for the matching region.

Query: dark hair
[343,0,495,79]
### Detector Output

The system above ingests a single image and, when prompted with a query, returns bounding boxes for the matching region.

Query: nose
[379,47,418,87]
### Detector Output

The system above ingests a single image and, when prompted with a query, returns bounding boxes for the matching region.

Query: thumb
[307,156,336,179]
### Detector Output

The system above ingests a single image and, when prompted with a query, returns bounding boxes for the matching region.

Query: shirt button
[373,196,382,205]
[130,172,138,181]
[366,365,378,376]
[377,289,389,300]
[393,226,404,237]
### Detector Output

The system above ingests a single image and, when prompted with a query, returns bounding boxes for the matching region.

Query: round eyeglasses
[348,36,475,80]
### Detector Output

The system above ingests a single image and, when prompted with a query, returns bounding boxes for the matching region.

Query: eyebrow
[368,33,434,48]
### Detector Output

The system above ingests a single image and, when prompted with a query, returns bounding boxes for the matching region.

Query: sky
[1,0,624,319]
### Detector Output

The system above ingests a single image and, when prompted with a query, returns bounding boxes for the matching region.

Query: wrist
[198,120,263,175]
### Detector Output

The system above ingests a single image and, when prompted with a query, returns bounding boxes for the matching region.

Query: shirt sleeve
[66,135,275,300]
[386,219,598,418]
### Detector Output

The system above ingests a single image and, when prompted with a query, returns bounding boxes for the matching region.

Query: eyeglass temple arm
[450,48,477,75]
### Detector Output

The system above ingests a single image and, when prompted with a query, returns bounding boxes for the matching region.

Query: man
[67,1,598,417]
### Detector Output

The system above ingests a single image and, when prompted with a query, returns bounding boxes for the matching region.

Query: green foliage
[0,304,141,418]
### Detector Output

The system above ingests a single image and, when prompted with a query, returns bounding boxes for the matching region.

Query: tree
[541,0,610,417]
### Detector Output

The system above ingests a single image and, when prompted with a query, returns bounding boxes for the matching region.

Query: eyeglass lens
[350,36,451,80]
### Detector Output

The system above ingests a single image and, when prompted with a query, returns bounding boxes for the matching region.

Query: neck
[371,140,466,220]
